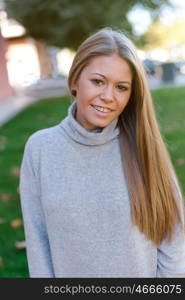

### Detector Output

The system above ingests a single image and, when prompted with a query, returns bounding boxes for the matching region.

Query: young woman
[19,27,185,278]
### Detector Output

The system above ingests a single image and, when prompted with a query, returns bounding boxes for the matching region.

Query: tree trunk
[34,39,53,78]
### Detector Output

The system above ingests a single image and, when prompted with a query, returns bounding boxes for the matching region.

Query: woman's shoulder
[25,124,61,150]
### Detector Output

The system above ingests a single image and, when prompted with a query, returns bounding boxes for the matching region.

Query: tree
[139,18,185,50]
[4,0,170,50]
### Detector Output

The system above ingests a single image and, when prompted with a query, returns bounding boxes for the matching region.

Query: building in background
[0,27,14,101]
[0,7,73,101]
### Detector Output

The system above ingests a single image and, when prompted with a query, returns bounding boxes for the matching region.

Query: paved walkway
[0,78,69,126]
[0,93,36,126]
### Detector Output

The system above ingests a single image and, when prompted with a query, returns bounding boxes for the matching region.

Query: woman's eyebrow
[91,72,131,85]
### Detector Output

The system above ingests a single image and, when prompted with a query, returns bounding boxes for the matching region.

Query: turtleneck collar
[59,100,120,146]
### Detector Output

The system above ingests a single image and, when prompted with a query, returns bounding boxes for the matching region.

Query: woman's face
[72,54,132,130]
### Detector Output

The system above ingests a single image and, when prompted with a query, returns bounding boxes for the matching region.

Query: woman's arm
[157,180,185,277]
[157,221,185,277]
[19,136,54,277]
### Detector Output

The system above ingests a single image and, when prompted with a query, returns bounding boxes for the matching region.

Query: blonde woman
[19,27,185,278]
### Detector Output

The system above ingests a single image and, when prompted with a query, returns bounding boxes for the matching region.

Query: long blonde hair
[68,27,184,246]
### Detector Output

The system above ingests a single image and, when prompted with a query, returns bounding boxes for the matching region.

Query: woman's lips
[90,104,113,116]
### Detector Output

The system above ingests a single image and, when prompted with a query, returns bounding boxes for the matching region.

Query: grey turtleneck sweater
[19,100,185,278]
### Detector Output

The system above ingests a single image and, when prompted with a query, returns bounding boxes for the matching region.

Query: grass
[152,86,185,191]
[0,86,185,277]
[0,96,70,277]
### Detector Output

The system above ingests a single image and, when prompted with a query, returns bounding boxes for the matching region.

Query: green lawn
[0,87,185,277]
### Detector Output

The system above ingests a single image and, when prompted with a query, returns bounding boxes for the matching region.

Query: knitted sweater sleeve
[156,179,185,277]
[19,136,54,277]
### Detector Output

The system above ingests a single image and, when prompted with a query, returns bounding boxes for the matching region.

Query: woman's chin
[88,119,112,130]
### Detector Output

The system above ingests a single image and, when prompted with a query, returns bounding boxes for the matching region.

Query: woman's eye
[91,79,103,85]
[117,85,128,91]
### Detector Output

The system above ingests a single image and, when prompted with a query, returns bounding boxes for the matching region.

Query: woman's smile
[91,104,114,116]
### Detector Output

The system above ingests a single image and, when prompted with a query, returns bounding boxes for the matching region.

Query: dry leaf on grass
[0,218,5,224]
[0,136,7,151]
[37,113,45,120]
[15,241,26,250]
[176,159,185,166]
[0,256,3,268]
[10,166,20,177]
[11,219,22,228]
[0,193,11,202]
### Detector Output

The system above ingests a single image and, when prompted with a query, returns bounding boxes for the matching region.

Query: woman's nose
[100,86,114,102]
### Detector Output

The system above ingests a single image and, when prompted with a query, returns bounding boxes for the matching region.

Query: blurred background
[0,0,185,277]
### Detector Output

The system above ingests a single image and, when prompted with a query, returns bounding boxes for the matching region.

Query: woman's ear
[71,83,77,96]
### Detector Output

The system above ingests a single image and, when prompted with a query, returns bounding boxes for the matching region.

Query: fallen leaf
[0,136,7,151]
[37,113,45,120]
[11,219,22,228]
[176,159,185,166]
[0,257,3,268]
[0,218,5,224]
[0,193,11,202]
[15,241,26,250]
[10,166,20,177]
[0,136,7,142]
[0,144,5,151]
